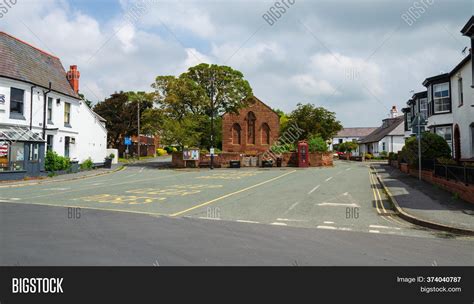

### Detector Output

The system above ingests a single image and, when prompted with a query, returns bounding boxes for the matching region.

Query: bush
[308,136,328,153]
[108,153,115,159]
[403,132,451,166]
[388,152,398,161]
[379,151,388,159]
[156,148,167,156]
[437,157,457,165]
[45,150,71,172]
[80,158,94,170]
[364,153,373,160]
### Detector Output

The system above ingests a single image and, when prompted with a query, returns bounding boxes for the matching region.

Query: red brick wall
[407,169,474,204]
[222,97,280,154]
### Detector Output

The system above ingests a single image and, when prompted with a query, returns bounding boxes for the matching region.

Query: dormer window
[433,83,450,113]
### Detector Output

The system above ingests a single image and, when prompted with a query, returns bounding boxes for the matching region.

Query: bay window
[434,126,453,151]
[419,98,428,120]
[433,83,450,113]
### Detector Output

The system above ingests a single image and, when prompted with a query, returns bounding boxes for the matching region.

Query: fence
[433,162,474,186]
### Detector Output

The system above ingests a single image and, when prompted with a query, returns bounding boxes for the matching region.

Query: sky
[1,0,473,127]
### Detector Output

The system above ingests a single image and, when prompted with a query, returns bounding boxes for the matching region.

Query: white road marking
[9,198,21,201]
[308,185,321,195]
[276,218,307,222]
[271,222,288,226]
[325,177,333,182]
[92,183,103,186]
[317,225,337,230]
[318,202,359,207]
[287,202,299,211]
[346,168,351,171]
[198,217,221,221]
[139,167,145,173]
[323,221,335,224]
[369,230,380,234]
[42,188,70,191]
[338,227,352,231]
[236,220,260,224]
[369,225,401,230]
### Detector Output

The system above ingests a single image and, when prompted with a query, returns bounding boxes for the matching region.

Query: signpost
[124,137,132,158]
[411,114,427,181]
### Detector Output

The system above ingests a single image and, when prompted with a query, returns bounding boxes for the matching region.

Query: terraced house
[0,32,107,178]
[403,16,474,161]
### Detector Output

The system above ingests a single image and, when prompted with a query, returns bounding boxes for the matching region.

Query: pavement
[372,164,474,234]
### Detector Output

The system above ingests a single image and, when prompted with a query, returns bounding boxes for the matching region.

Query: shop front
[0,126,46,180]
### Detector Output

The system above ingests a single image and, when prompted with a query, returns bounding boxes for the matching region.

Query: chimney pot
[67,65,80,94]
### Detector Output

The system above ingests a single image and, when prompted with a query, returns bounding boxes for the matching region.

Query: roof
[461,16,474,36]
[358,116,404,144]
[0,32,79,99]
[335,127,377,138]
[422,73,450,87]
[222,95,279,117]
[0,125,45,142]
[450,54,471,76]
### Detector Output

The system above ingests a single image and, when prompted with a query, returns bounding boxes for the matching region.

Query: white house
[358,106,405,157]
[401,16,474,161]
[330,127,377,154]
[0,32,107,171]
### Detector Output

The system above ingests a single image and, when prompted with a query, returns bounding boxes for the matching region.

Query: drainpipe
[42,82,52,140]
[29,85,37,130]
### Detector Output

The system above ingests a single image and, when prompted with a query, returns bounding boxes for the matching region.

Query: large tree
[285,103,343,142]
[93,91,155,148]
[152,64,252,149]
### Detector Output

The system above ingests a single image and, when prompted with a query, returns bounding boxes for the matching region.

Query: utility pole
[137,99,140,161]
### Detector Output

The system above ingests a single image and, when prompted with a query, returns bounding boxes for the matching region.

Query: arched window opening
[232,123,241,145]
[261,123,270,145]
[247,112,256,145]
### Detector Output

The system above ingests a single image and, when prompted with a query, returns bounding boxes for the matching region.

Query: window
[0,142,8,171]
[47,135,54,152]
[10,142,24,171]
[232,124,241,145]
[433,83,450,113]
[47,98,53,123]
[10,88,25,116]
[64,102,71,126]
[458,78,463,107]
[419,98,428,120]
[29,143,39,161]
[247,112,256,145]
[261,123,270,145]
[382,142,386,152]
[434,126,453,151]
[471,124,474,157]
[338,139,343,144]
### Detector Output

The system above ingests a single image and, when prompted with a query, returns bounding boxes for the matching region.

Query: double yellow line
[368,167,410,227]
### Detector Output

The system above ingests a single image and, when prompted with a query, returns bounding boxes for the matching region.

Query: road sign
[124,137,132,146]
[210,148,215,156]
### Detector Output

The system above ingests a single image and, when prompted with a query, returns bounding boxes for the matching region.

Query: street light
[137,99,140,161]
[209,74,215,170]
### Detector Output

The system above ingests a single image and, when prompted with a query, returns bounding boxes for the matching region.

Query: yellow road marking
[21,172,192,200]
[170,170,297,217]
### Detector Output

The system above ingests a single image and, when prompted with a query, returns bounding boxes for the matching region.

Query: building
[222,96,280,154]
[330,127,377,154]
[118,134,160,158]
[0,32,107,177]
[402,16,474,161]
[358,106,405,156]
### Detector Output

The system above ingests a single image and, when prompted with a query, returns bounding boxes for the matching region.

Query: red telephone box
[298,141,309,168]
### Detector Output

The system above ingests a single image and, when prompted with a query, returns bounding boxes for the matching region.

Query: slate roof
[0,32,79,99]
[359,116,404,144]
[335,127,377,138]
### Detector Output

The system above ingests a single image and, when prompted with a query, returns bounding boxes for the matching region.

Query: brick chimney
[390,105,399,118]
[66,65,80,93]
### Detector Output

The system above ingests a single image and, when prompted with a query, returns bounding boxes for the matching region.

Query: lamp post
[417,113,421,181]
[210,74,215,170]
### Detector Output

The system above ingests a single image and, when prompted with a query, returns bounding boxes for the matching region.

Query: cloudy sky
[1,0,472,126]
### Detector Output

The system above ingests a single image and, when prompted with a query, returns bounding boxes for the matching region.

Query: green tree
[274,108,289,131]
[79,93,93,108]
[285,103,342,142]
[152,64,253,149]
[402,132,451,166]
[93,91,154,148]
[308,136,328,152]
[338,141,358,153]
